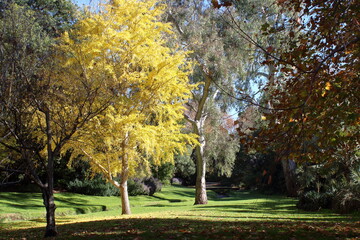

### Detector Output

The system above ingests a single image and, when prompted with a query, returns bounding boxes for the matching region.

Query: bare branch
[184,113,195,124]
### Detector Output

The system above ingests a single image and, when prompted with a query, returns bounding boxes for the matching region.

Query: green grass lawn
[0,185,359,239]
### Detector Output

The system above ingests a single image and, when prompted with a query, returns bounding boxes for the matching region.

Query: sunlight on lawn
[0,186,359,240]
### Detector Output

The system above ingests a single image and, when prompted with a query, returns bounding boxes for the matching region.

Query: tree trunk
[23,145,57,238]
[120,134,131,215]
[120,176,131,215]
[281,159,298,197]
[42,188,57,237]
[194,145,207,204]
[194,118,208,205]
[265,62,299,197]
[43,109,57,237]
[183,68,212,205]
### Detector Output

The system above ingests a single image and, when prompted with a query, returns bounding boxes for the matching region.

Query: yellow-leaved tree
[59,0,197,214]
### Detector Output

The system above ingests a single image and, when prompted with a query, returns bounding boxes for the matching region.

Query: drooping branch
[221,8,308,73]
[80,147,120,188]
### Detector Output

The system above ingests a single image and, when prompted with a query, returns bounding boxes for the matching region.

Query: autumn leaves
[56,0,197,214]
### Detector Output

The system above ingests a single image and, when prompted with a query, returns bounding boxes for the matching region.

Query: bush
[127,179,149,196]
[174,147,196,185]
[67,177,119,196]
[332,187,360,214]
[144,177,162,196]
[127,177,162,196]
[296,160,360,213]
[230,150,286,194]
[296,191,333,211]
[66,176,163,197]
[171,177,184,185]
[54,155,94,190]
[151,163,175,185]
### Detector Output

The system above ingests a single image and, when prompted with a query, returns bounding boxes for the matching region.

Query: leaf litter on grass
[0,186,359,239]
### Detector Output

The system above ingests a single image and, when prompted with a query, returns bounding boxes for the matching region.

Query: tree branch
[184,113,195,124]
[0,166,25,174]
[80,147,120,188]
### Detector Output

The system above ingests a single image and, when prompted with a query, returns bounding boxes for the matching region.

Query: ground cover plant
[0,185,359,239]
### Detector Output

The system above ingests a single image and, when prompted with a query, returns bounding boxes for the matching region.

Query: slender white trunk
[120,176,131,215]
[194,117,208,204]
[120,132,131,214]
[192,73,212,205]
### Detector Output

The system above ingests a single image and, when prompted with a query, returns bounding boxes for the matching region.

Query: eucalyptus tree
[223,0,301,196]
[165,0,279,204]
[205,111,239,178]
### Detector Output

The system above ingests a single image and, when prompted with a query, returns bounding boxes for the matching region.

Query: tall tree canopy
[0,0,81,237]
[167,0,283,204]
[167,0,245,204]
[258,0,359,164]
[61,0,197,215]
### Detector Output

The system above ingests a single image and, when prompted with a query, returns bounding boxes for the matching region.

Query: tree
[166,0,255,205]
[258,0,359,164]
[224,0,304,197]
[62,0,197,215]
[205,112,239,178]
[252,0,359,204]
[167,0,286,204]
[0,1,112,237]
[0,0,77,37]
[231,0,359,196]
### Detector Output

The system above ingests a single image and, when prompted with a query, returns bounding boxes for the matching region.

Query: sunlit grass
[0,185,359,239]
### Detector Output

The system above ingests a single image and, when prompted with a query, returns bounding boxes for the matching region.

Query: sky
[73,0,98,7]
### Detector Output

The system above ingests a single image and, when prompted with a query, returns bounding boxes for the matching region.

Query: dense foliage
[260,0,359,212]
[0,0,359,236]
[258,0,359,163]
[0,0,80,236]
[59,0,196,215]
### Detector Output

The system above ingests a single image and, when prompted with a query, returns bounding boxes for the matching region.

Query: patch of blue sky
[72,0,99,8]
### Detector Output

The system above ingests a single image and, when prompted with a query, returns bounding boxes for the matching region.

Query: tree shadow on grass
[0,192,110,222]
[0,192,93,212]
[0,192,43,205]
[210,190,295,202]
[161,185,196,198]
[143,204,189,208]
[151,195,185,203]
[193,204,359,223]
[185,213,359,223]
[1,217,359,240]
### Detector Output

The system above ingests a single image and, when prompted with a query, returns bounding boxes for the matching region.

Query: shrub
[151,163,175,185]
[144,177,162,196]
[171,177,184,185]
[174,147,196,185]
[296,160,360,213]
[230,150,286,194]
[296,191,333,211]
[66,174,163,197]
[127,178,149,196]
[66,177,119,196]
[54,155,93,190]
[127,177,162,196]
[332,187,360,214]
